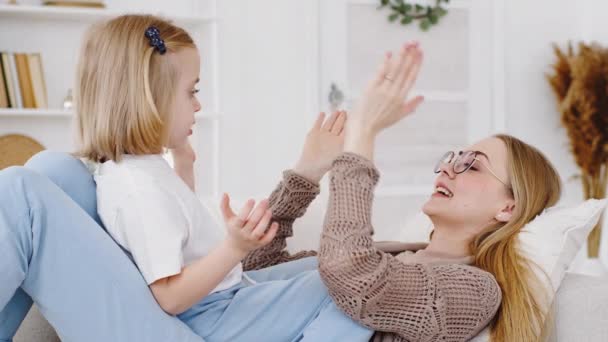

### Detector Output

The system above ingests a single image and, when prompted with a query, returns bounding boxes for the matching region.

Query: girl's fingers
[330,111,347,135]
[251,209,273,239]
[322,111,341,131]
[259,222,279,245]
[243,200,269,232]
[313,112,326,130]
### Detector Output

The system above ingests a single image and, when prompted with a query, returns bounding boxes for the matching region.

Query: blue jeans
[0,165,372,341]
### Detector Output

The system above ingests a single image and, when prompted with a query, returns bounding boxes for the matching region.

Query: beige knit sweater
[243,153,502,342]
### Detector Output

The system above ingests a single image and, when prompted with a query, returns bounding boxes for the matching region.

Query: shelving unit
[0,3,215,25]
[0,0,221,197]
[0,108,71,118]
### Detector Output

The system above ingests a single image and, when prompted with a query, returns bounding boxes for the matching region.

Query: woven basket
[0,134,45,170]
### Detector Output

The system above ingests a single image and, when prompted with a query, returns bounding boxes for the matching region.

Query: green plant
[378,0,450,31]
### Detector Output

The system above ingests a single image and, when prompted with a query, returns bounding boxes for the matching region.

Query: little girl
[75,14,372,341]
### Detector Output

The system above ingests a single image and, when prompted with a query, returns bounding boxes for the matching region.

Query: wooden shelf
[0,108,72,118]
[0,4,215,25]
[0,108,219,120]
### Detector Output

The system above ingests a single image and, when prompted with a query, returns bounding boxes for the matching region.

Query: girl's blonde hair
[473,134,561,342]
[74,14,196,162]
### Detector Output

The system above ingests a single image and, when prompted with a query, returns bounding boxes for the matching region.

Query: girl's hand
[219,194,279,256]
[293,110,347,183]
[348,41,424,139]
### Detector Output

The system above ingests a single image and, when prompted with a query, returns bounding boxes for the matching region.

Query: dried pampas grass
[548,42,608,257]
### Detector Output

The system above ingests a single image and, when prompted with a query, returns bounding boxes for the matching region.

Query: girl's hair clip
[144,26,166,55]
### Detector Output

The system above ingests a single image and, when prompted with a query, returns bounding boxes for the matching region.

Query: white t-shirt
[92,154,242,292]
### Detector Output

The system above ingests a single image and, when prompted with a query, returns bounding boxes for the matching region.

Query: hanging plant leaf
[419,18,432,31]
[401,15,414,25]
[378,0,449,31]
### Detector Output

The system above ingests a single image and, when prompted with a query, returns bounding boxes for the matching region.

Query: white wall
[502,0,586,207]
[216,0,319,197]
[216,0,594,203]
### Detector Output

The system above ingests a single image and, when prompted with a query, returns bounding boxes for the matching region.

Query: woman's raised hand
[293,110,347,183]
[344,41,424,159]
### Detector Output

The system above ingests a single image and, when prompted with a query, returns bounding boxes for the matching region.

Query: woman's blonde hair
[473,134,561,342]
[74,14,196,162]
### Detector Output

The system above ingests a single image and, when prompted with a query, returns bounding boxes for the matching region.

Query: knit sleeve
[242,170,320,271]
[318,153,502,341]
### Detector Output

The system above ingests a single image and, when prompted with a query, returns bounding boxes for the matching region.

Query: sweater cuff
[283,170,321,195]
[332,152,380,185]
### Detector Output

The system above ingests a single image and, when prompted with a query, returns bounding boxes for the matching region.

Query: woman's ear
[495,202,515,223]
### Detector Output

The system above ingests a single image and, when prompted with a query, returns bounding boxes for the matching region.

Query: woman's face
[422,137,515,233]
[166,47,202,149]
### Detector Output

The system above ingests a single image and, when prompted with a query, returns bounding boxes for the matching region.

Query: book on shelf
[28,54,48,109]
[0,52,48,110]
[0,57,7,108]
[7,53,22,108]
[14,53,35,108]
[0,53,15,108]
[43,0,106,8]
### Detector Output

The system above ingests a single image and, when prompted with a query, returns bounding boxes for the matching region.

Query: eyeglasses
[434,151,511,188]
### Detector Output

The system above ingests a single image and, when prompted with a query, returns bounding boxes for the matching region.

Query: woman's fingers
[251,209,273,239]
[393,43,419,93]
[313,112,326,130]
[259,222,279,245]
[399,49,424,99]
[331,110,347,135]
[237,198,256,223]
[382,42,415,90]
[370,51,392,89]
[243,199,269,232]
[219,193,233,220]
[387,43,413,90]
[402,95,425,116]
[322,111,341,131]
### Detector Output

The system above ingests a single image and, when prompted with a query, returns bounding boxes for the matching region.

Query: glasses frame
[434,151,511,189]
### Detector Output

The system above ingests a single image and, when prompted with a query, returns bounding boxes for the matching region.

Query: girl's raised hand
[219,193,279,255]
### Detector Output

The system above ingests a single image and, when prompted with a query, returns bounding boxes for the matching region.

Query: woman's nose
[437,159,455,178]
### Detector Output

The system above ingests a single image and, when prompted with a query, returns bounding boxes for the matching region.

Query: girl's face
[166,47,202,149]
[422,137,515,235]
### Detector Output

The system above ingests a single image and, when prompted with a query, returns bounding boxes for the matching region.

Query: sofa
[8,151,608,341]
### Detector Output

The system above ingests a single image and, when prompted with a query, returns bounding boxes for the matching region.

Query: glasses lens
[434,151,454,173]
[454,151,476,173]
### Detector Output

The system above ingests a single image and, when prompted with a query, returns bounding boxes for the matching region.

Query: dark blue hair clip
[145,26,166,55]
